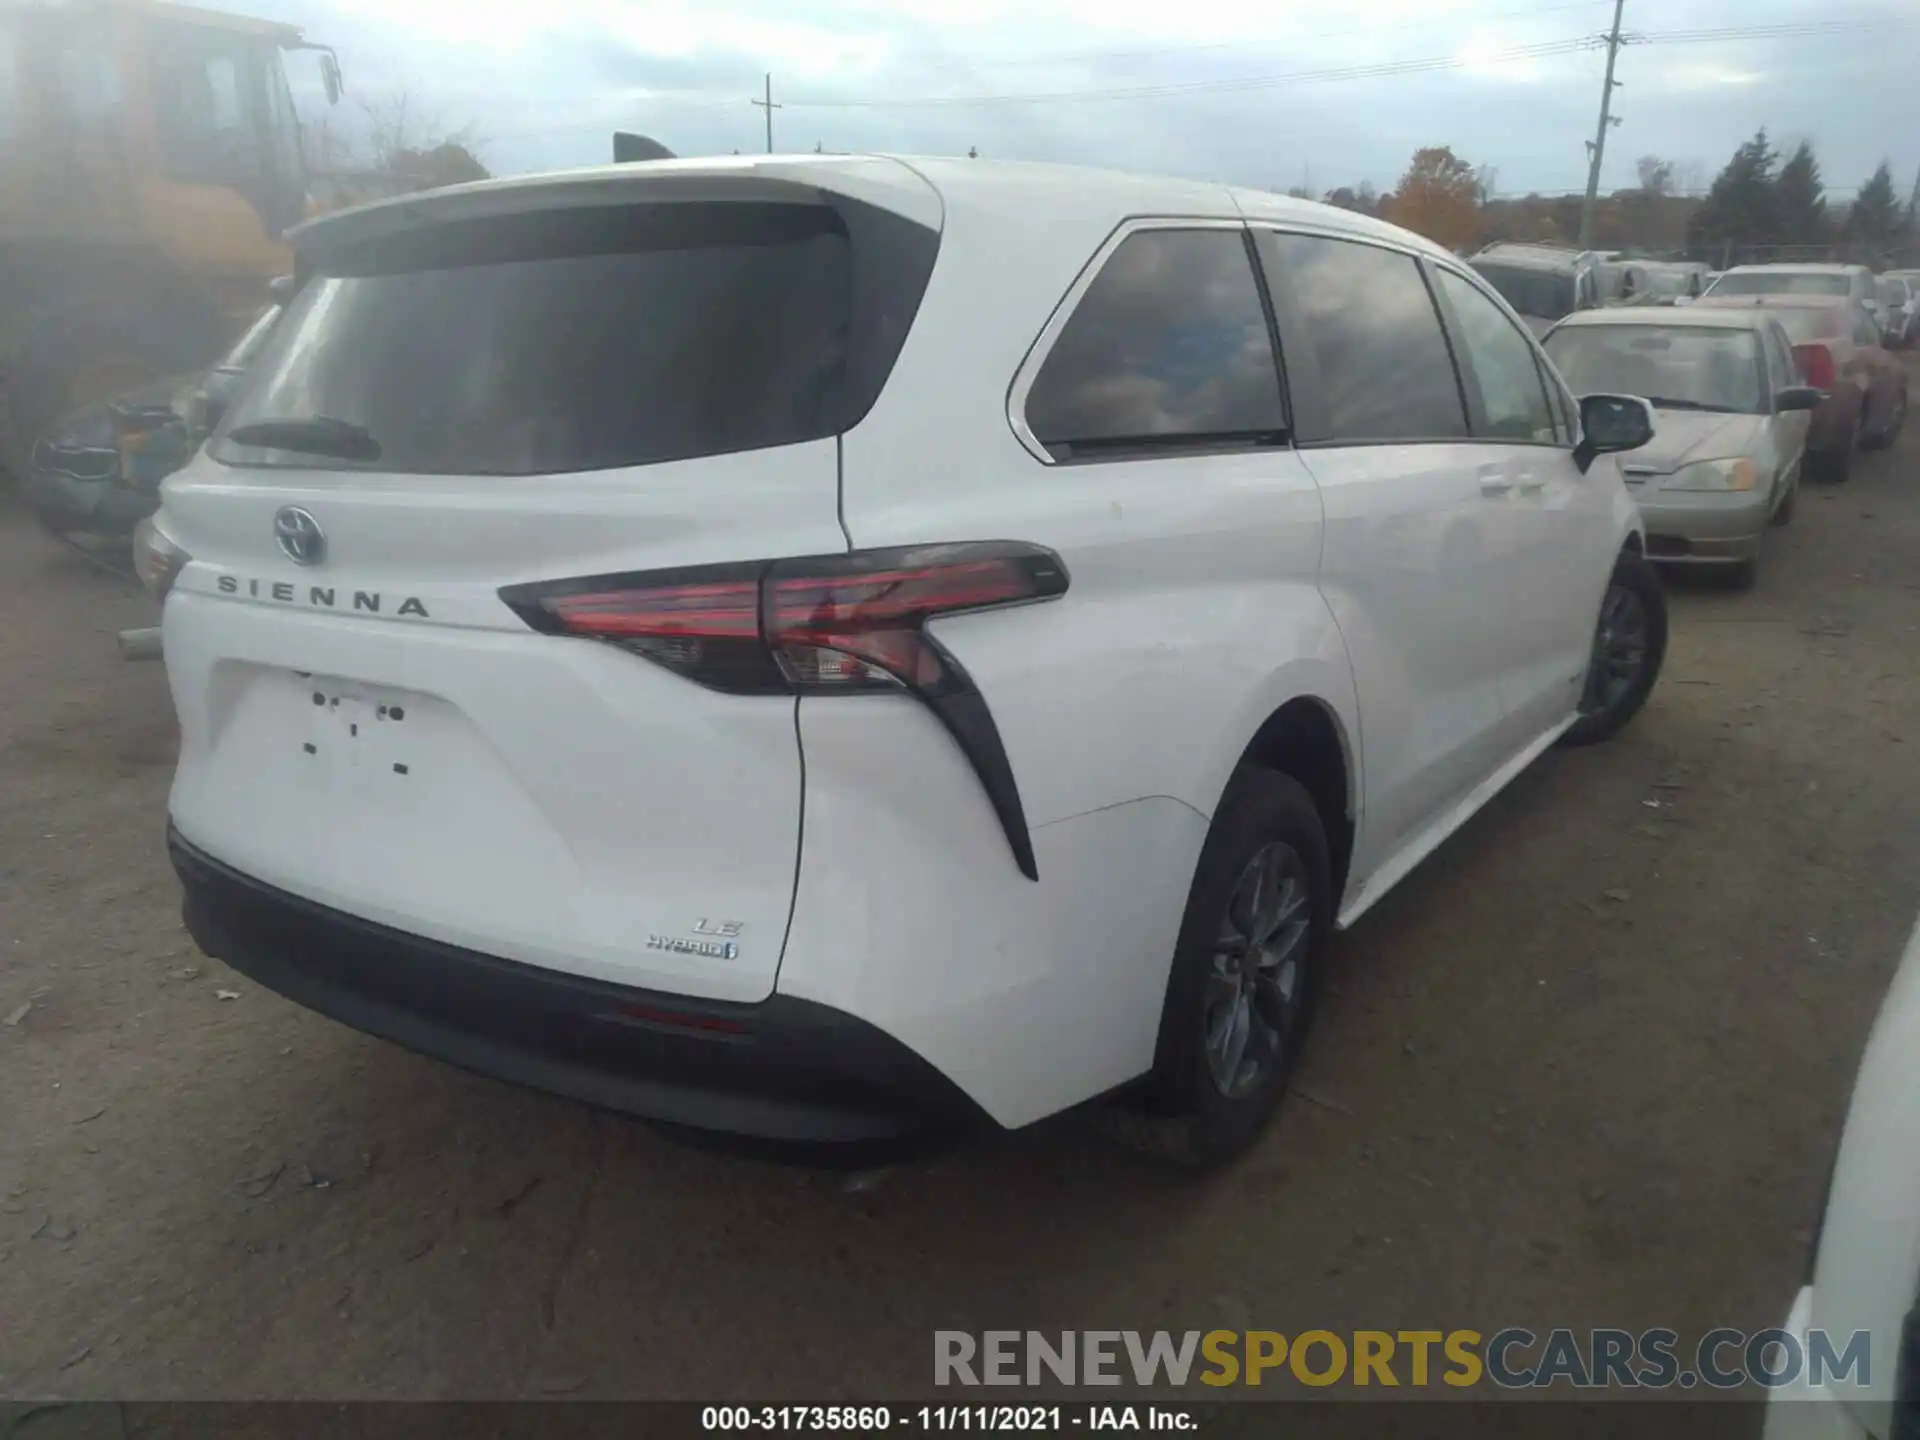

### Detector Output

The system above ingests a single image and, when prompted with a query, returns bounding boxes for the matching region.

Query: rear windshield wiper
[226,416,382,462]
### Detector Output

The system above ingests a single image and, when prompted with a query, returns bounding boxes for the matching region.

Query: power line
[483,13,1920,144]
[954,0,1612,69]
[782,37,1605,109]
[779,16,1915,109]
[1633,19,1906,44]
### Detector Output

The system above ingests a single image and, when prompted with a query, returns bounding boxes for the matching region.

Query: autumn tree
[1846,161,1905,256]
[1384,146,1481,251]
[1775,142,1829,251]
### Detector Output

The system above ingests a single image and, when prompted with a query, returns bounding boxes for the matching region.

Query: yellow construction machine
[0,0,341,474]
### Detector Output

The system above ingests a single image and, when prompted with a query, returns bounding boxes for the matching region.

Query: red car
[1694,296,1908,481]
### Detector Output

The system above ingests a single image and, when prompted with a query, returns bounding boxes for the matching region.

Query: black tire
[1871,387,1908,451]
[1860,396,1894,452]
[1103,767,1331,1169]
[1822,439,1853,484]
[1561,548,1668,748]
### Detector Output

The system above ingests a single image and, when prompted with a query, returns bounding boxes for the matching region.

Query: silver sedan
[1543,307,1821,590]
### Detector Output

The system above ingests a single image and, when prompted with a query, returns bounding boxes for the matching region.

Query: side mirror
[1773,385,1823,414]
[1573,393,1656,474]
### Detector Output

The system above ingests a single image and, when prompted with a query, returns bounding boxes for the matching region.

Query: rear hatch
[160,162,942,1003]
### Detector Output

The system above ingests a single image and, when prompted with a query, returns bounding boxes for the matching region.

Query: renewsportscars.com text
[935,1327,1870,1391]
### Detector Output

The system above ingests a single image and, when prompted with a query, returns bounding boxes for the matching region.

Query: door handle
[1514,474,1546,496]
[1478,471,1513,497]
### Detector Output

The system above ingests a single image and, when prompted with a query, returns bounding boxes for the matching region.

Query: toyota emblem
[273,506,326,566]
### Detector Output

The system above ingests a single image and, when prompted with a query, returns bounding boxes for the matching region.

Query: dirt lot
[3,373,1919,1403]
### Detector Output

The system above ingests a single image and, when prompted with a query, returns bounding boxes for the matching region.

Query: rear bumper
[170,827,992,1149]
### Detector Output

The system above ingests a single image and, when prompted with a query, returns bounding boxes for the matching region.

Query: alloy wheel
[1581,581,1650,718]
[1203,841,1310,1099]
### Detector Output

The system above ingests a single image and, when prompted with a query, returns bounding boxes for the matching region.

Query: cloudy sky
[238,0,1917,201]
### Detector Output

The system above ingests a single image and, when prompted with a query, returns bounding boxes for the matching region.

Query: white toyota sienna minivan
[146,156,1665,1166]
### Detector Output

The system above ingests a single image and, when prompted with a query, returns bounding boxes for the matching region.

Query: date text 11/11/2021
[700,1405,1197,1431]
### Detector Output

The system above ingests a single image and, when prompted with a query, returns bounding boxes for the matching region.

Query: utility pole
[750,73,781,154]
[1578,0,1626,251]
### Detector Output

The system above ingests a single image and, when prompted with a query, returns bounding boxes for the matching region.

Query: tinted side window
[1435,269,1558,443]
[1259,233,1466,441]
[1025,229,1285,456]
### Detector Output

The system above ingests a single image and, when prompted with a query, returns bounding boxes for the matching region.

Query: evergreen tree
[1775,142,1829,251]
[1687,130,1780,264]
[1846,162,1905,256]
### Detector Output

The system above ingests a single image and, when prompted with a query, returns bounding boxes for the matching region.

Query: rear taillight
[132,514,191,599]
[1793,343,1837,392]
[502,543,1069,879]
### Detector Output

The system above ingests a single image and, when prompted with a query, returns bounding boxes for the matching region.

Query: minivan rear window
[215,200,936,476]
[1470,263,1577,321]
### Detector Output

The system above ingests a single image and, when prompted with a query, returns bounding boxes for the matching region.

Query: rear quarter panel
[802,176,1363,1123]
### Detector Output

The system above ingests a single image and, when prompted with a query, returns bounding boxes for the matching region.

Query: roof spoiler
[613,133,675,164]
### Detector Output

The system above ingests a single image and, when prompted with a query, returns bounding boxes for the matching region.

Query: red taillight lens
[766,545,1065,696]
[501,544,1069,879]
[532,571,784,692]
[1793,342,1837,392]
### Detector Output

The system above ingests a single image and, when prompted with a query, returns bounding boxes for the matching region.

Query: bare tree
[304,88,488,202]
[360,91,487,186]
[1636,155,1674,196]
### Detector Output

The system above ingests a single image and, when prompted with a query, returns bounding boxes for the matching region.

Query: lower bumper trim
[169,827,991,1148]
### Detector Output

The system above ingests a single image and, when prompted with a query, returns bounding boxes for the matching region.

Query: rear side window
[1024,229,1286,458]
[217,200,936,476]
[1258,232,1467,442]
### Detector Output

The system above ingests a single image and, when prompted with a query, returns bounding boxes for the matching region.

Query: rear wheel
[1820,436,1854,484]
[1869,386,1908,450]
[1562,548,1668,748]
[1104,767,1330,1169]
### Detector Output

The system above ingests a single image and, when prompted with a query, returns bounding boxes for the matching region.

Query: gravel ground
[2,367,1917,1401]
